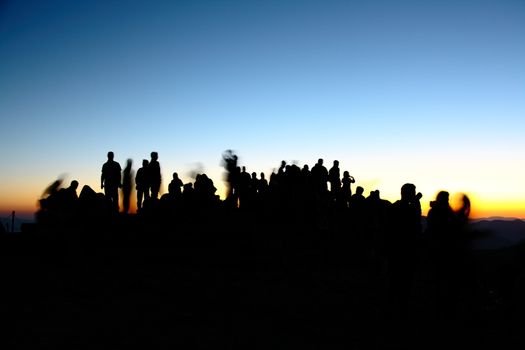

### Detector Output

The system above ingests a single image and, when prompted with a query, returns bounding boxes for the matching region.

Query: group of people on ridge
[35,149,474,323]
[101,151,161,213]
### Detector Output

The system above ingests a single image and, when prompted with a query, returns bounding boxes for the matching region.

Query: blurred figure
[41,178,63,200]
[148,152,161,199]
[37,178,64,222]
[456,194,471,228]
[222,149,238,205]
[278,160,286,176]
[122,159,133,214]
[136,159,149,212]
[101,151,121,212]
[427,191,471,321]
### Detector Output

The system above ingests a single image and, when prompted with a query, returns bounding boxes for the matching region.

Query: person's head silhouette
[107,151,114,160]
[435,191,449,206]
[151,152,158,161]
[400,183,416,202]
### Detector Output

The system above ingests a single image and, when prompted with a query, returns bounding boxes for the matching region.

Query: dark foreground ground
[2,216,525,348]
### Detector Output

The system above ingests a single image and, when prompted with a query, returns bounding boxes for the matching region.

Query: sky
[0,0,524,219]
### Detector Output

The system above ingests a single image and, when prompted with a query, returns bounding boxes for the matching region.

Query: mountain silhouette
[470,219,525,250]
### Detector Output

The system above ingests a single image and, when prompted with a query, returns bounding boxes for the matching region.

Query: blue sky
[1,0,524,217]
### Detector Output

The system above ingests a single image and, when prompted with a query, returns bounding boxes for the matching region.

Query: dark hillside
[2,214,525,348]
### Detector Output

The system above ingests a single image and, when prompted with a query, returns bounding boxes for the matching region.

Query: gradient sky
[1,0,524,219]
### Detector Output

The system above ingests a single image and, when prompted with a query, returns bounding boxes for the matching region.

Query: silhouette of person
[66,180,78,201]
[387,183,422,320]
[301,164,310,177]
[238,166,251,209]
[427,191,471,321]
[122,159,133,214]
[57,180,79,216]
[341,171,355,207]
[63,180,79,201]
[349,185,366,244]
[168,172,183,197]
[222,150,239,208]
[456,194,471,228]
[136,159,149,212]
[101,151,122,212]
[350,186,365,206]
[364,189,392,256]
[278,160,286,176]
[328,160,341,198]
[41,178,63,199]
[182,182,195,207]
[148,152,161,199]
[311,158,328,196]
[259,172,268,194]
[38,178,64,219]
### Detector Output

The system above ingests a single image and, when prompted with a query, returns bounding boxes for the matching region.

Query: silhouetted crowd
[36,150,473,251]
[34,150,479,322]
[37,150,405,232]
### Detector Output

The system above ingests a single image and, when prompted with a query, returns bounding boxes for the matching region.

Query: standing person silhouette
[122,159,133,214]
[328,160,341,199]
[387,183,422,321]
[135,159,149,212]
[101,151,122,212]
[341,171,355,207]
[168,172,183,197]
[148,152,161,199]
[311,158,328,197]
[311,158,329,228]
[427,191,472,321]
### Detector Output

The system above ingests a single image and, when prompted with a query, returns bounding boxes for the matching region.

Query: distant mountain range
[468,219,525,250]
[472,216,525,222]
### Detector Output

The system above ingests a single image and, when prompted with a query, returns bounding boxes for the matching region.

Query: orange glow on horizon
[1,171,523,220]
[1,192,523,221]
